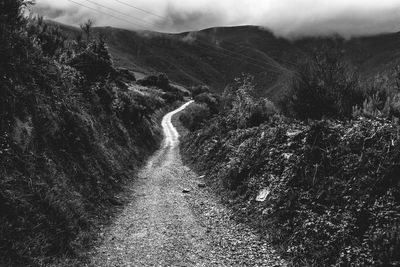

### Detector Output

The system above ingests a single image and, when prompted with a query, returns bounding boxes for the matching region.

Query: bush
[179,103,210,131]
[191,85,210,97]
[352,69,400,121]
[247,98,277,127]
[181,116,400,266]
[162,91,184,104]
[114,89,164,124]
[116,68,136,82]
[28,17,68,57]
[137,73,172,91]
[279,51,364,120]
[224,76,277,129]
[68,38,114,82]
[193,92,220,113]
[0,3,171,265]
[0,0,39,81]
[389,93,400,118]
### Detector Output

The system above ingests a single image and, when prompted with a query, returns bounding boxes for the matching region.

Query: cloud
[32,0,400,38]
[181,32,198,44]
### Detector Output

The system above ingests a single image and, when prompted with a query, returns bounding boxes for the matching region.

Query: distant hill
[54,21,400,101]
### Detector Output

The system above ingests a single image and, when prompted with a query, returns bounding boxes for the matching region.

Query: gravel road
[90,101,286,266]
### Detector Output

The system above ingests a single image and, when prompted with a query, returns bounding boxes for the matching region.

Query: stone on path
[256,188,270,202]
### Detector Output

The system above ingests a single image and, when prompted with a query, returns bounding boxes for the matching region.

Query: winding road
[90,101,286,266]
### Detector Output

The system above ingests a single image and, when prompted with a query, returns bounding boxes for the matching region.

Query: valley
[90,102,286,267]
[56,22,400,101]
[2,1,400,266]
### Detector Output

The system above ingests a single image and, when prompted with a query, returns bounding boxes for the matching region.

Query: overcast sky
[33,0,400,38]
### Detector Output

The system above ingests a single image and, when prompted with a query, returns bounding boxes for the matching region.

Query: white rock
[286,130,302,138]
[282,153,293,160]
[256,188,270,202]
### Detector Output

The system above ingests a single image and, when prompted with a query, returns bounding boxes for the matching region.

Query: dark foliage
[136,73,186,104]
[191,85,210,97]
[179,103,211,131]
[0,2,173,265]
[68,38,114,82]
[1,0,36,81]
[115,89,164,125]
[179,87,220,131]
[181,88,400,266]
[137,73,174,91]
[180,77,276,133]
[193,92,220,113]
[279,49,364,120]
[116,68,136,83]
[223,76,277,129]
[162,91,184,104]
[28,16,68,57]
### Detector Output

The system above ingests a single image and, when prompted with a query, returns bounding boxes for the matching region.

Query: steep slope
[345,33,400,79]
[55,21,400,100]
[56,24,295,101]
[1,12,186,265]
[98,26,400,98]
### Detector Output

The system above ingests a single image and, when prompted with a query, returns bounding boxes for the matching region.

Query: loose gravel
[89,102,287,267]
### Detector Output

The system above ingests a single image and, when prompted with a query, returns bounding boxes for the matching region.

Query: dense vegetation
[52,23,400,104]
[180,57,400,265]
[0,1,183,265]
[279,48,363,119]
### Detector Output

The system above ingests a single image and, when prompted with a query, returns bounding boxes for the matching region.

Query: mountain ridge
[53,21,400,100]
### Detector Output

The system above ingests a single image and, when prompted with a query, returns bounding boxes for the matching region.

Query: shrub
[114,89,164,124]
[179,103,210,131]
[389,93,400,118]
[353,92,386,118]
[225,75,277,129]
[0,3,171,265]
[181,116,400,266]
[247,98,277,127]
[116,68,136,82]
[137,73,171,91]
[352,69,400,121]
[162,91,184,104]
[193,92,220,113]
[68,38,114,82]
[0,0,38,80]
[28,17,68,57]
[191,85,210,97]
[279,51,364,120]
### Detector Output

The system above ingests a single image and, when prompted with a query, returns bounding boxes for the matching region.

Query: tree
[0,0,31,28]
[68,38,114,81]
[80,19,94,42]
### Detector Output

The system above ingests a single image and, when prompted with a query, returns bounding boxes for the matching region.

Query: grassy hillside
[55,24,294,100]
[54,22,400,101]
[1,3,185,266]
[179,78,400,266]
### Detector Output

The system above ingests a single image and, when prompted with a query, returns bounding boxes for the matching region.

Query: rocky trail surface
[89,101,286,266]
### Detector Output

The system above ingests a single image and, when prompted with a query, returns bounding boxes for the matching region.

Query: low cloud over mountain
[34,0,400,38]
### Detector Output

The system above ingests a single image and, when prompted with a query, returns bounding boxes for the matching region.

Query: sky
[32,0,400,38]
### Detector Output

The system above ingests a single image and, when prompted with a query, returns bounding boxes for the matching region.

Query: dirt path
[90,102,286,266]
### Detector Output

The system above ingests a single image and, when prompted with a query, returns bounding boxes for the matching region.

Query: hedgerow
[181,71,400,265]
[179,103,211,131]
[0,2,176,265]
[182,115,400,266]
